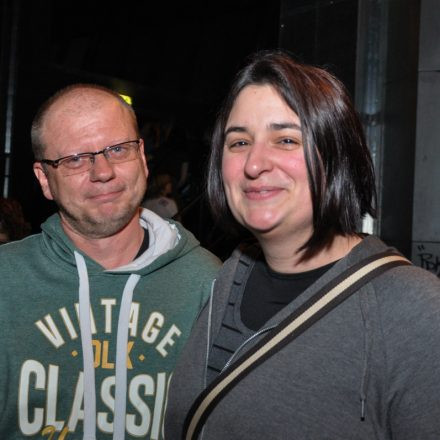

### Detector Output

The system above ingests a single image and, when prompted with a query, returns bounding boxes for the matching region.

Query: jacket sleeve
[379,266,440,438]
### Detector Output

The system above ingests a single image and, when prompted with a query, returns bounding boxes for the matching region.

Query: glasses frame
[39,139,141,171]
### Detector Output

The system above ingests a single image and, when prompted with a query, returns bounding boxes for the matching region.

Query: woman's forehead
[226,84,300,131]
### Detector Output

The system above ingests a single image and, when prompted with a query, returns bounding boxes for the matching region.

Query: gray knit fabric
[165,236,440,439]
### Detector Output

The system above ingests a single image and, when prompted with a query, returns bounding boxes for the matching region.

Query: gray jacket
[165,236,440,439]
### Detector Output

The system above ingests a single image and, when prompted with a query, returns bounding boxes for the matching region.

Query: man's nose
[89,152,116,181]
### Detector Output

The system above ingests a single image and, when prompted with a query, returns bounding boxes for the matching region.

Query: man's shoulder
[0,234,43,284]
[181,244,221,273]
[0,233,41,257]
[169,221,221,272]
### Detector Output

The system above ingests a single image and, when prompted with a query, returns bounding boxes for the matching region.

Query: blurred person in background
[0,197,31,244]
[142,173,180,220]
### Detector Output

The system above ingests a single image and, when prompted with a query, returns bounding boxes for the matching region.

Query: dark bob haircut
[207,50,376,258]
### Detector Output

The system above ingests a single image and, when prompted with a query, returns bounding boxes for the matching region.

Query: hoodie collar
[40,209,184,274]
[111,208,180,272]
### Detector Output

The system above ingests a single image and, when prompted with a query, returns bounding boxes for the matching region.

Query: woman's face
[221,84,314,244]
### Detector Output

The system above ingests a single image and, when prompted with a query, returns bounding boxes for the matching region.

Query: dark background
[0,0,358,259]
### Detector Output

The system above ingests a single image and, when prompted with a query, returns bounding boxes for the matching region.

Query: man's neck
[62,215,145,269]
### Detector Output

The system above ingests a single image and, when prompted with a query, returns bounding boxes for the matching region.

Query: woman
[165,50,440,439]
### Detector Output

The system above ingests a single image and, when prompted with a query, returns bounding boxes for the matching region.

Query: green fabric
[0,212,220,439]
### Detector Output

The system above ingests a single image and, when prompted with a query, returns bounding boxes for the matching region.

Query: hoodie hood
[40,208,200,275]
[40,208,198,439]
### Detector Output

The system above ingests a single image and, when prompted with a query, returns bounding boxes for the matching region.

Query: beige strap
[185,253,410,440]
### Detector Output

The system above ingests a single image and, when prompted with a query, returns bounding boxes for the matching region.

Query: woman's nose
[243,142,273,178]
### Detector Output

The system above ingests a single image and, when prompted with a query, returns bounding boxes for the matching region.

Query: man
[0,84,220,439]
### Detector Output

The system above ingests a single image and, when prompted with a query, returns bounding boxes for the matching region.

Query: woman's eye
[277,138,301,148]
[228,140,249,149]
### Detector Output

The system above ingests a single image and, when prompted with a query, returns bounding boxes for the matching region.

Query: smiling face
[222,84,313,245]
[33,90,148,239]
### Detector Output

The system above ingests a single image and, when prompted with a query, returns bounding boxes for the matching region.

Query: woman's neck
[260,234,362,274]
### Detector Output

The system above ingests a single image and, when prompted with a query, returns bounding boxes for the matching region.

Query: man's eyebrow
[224,126,248,136]
[269,122,301,131]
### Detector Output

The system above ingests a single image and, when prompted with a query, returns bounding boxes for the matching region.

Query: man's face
[33,94,148,239]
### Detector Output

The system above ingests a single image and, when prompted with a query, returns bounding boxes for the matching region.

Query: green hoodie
[0,209,220,439]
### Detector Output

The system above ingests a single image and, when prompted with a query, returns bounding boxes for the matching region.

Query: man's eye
[63,155,88,169]
[109,145,128,155]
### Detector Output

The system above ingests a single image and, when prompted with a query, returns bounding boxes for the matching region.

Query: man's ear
[139,138,149,179]
[33,162,54,201]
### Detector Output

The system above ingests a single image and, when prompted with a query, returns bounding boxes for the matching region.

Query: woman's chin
[243,221,280,238]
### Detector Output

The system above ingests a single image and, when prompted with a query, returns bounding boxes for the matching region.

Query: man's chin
[60,209,139,239]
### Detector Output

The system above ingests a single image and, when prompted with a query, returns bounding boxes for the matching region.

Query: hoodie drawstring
[75,251,97,440]
[113,273,140,439]
[359,292,372,422]
[74,251,141,440]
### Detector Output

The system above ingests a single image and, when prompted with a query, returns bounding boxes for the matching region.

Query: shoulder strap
[183,250,411,439]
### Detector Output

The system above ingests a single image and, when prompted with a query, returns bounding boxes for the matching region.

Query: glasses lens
[60,155,93,175]
[106,141,139,164]
[56,140,140,176]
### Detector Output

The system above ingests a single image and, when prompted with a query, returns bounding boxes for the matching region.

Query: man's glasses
[39,139,141,176]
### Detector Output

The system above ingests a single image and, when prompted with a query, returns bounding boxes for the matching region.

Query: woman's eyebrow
[225,122,301,136]
[268,122,301,131]
[224,126,248,136]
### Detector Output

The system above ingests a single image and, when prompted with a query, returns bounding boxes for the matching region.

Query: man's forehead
[42,92,124,139]
[40,92,135,156]
[47,89,116,119]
